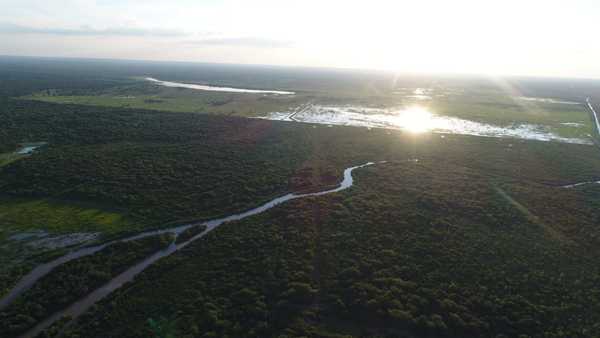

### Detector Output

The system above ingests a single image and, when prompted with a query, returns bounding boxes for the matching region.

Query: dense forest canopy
[1,58,600,337]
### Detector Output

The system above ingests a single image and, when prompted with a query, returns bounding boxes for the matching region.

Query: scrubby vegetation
[0,98,307,223]
[176,225,208,245]
[0,234,173,337]
[58,160,600,337]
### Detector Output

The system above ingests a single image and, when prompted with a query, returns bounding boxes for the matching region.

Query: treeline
[0,97,288,151]
[0,234,173,337]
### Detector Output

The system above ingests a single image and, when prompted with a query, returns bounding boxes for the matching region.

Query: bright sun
[396,106,435,133]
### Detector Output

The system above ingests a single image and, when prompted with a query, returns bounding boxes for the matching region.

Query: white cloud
[0,22,188,37]
[1,0,600,78]
[183,37,294,48]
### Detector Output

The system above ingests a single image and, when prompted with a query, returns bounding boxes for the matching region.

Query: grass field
[0,197,138,236]
[0,153,25,168]
[25,82,306,117]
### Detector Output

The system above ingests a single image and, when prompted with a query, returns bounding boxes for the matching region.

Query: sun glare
[396,106,434,133]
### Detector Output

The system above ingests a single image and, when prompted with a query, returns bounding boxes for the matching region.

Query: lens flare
[394,106,434,133]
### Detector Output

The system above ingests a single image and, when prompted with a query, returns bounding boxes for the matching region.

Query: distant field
[429,91,593,139]
[25,77,595,140]
[25,78,312,116]
[27,90,302,117]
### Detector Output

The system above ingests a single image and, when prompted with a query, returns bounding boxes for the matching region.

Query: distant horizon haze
[1,0,600,79]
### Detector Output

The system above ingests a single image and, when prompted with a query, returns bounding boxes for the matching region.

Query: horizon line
[1,53,599,82]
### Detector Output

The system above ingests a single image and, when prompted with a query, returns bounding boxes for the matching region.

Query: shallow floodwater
[28,232,101,250]
[561,122,585,127]
[587,97,600,135]
[518,96,581,105]
[563,181,600,188]
[13,162,377,338]
[16,146,39,155]
[262,104,590,145]
[145,77,295,95]
[560,98,600,189]
[404,88,432,100]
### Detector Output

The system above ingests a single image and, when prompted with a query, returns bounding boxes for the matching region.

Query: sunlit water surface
[262,104,590,144]
[145,77,295,95]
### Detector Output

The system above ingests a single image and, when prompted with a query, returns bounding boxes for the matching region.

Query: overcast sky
[1,0,600,78]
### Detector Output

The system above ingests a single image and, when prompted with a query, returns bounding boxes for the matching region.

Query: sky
[1,0,600,78]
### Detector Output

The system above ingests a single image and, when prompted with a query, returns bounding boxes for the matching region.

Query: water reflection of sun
[395,106,435,133]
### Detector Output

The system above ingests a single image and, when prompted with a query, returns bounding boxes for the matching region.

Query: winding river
[7,162,377,338]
